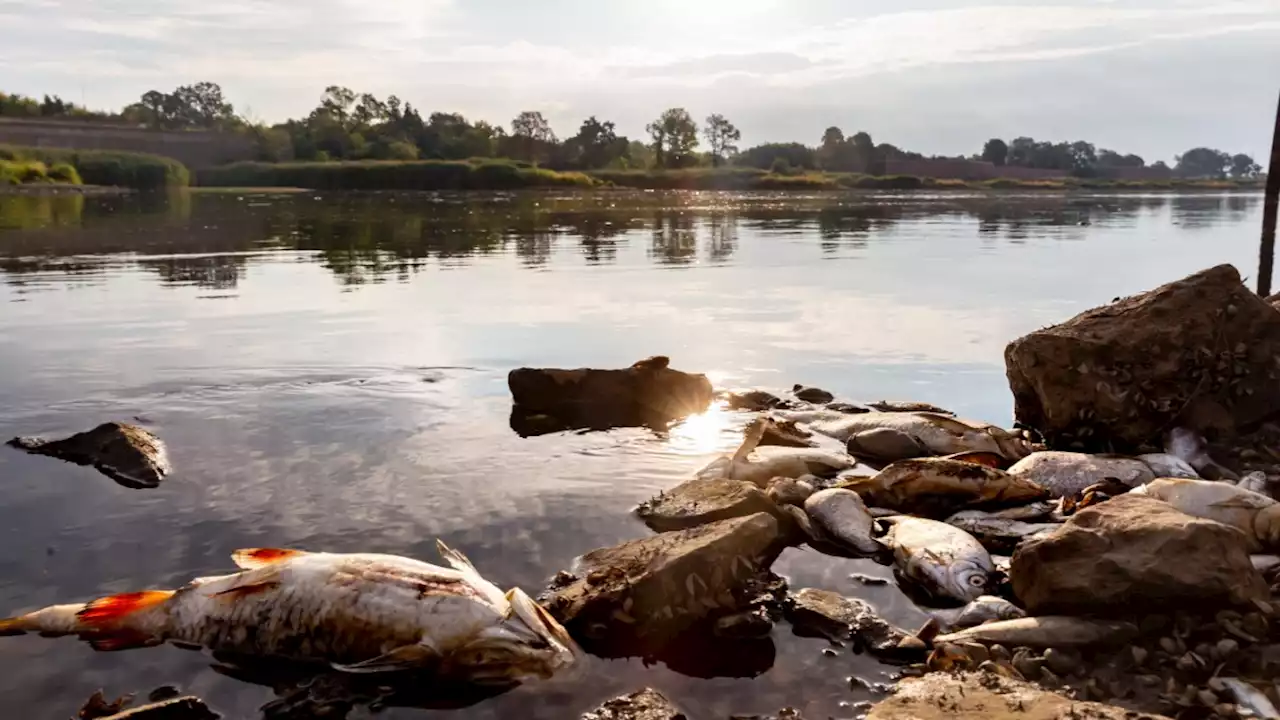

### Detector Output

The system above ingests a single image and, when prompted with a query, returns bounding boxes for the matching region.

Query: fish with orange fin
[0,541,577,685]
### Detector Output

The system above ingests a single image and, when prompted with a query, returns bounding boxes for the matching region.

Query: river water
[0,190,1265,718]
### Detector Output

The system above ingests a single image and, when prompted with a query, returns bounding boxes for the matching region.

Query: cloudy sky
[3,0,1278,162]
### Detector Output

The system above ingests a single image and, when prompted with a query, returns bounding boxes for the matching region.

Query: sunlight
[667,404,737,456]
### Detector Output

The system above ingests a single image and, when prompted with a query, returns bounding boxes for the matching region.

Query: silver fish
[880,516,993,604]
[766,476,816,507]
[943,510,1060,542]
[1252,555,1280,574]
[697,418,852,487]
[1220,679,1280,720]
[1008,451,1154,498]
[847,458,1047,516]
[928,596,1026,632]
[1137,453,1200,480]
[774,411,1031,462]
[0,542,577,684]
[803,488,889,558]
[934,616,1137,648]
[1132,478,1280,550]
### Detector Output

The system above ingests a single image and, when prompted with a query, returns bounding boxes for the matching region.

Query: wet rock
[1006,265,1280,451]
[758,418,815,448]
[725,389,788,411]
[868,401,956,415]
[1042,648,1079,677]
[580,689,686,720]
[714,608,774,640]
[541,513,783,655]
[508,358,713,435]
[1011,495,1267,614]
[8,422,170,488]
[792,385,834,404]
[80,690,134,719]
[635,478,789,533]
[99,697,219,720]
[784,588,923,663]
[866,672,1171,720]
[826,402,871,414]
[1007,452,1154,498]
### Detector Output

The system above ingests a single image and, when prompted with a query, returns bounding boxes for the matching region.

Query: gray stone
[580,688,686,720]
[8,422,170,488]
[635,478,787,533]
[784,588,923,662]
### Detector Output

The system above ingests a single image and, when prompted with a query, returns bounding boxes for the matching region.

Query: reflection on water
[0,189,1265,719]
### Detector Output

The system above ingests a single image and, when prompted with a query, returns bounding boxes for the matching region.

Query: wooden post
[1259,88,1280,297]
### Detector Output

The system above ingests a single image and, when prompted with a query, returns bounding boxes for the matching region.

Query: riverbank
[0,145,189,190]
[196,160,1265,193]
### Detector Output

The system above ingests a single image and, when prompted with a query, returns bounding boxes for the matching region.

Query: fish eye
[968,575,987,587]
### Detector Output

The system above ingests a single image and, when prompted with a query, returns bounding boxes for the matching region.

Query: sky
[2,0,1278,162]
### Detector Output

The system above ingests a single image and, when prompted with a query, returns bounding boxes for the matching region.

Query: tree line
[0,84,1265,179]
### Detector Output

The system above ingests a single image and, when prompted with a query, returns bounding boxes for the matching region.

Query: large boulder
[7,422,171,489]
[509,357,714,436]
[580,689,685,720]
[634,478,789,533]
[540,513,784,656]
[867,672,1170,720]
[1005,265,1280,450]
[1011,494,1267,614]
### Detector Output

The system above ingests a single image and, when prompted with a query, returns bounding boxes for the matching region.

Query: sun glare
[668,405,736,455]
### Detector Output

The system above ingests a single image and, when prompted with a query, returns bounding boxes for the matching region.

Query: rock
[1011,495,1267,614]
[1042,648,1079,676]
[1005,265,1280,450]
[714,608,774,640]
[541,513,783,655]
[793,385,834,404]
[866,672,1171,720]
[784,588,923,662]
[79,690,134,719]
[8,422,170,488]
[508,358,713,435]
[725,389,788,411]
[99,697,219,720]
[758,418,815,448]
[580,689,687,720]
[635,478,789,533]
[826,402,871,414]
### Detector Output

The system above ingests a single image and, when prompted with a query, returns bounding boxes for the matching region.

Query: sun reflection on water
[666,402,740,456]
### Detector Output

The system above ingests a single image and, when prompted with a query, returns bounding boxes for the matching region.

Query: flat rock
[635,478,788,533]
[100,697,219,720]
[1005,264,1280,450]
[7,422,170,488]
[1011,494,1267,614]
[866,672,1170,720]
[580,688,686,720]
[541,513,784,655]
[509,357,713,435]
[784,588,923,662]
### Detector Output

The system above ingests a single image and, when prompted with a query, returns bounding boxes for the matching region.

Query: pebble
[989,644,1011,663]
[1160,636,1180,655]
[1196,642,1215,660]
[1198,690,1219,707]
[961,642,990,666]
[1012,649,1043,679]
[1043,648,1079,677]
[1138,674,1163,688]
[1243,612,1269,638]
[1176,652,1201,672]
[1214,704,1238,718]
[1131,646,1149,666]
[822,648,839,658]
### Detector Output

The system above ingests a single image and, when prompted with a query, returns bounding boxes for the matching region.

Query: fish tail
[0,602,89,637]
[76,590,173,651]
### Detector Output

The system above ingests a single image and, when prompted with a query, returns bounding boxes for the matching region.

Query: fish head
[944,559,992,603]
[448,588,578,685]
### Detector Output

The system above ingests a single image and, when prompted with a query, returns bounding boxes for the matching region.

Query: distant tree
[1230,153,1262,178]
[351,94,389,129]
[702,114,741,166]
[565,116,629,169]
[981,139,1008,166]
[1097,149,1146,168]
[735,143,817,171]
[817,126,859,171]
[626,140,655,169]
[646,108,699,168]
[510,111,557,164]
[1175,147,1231,178]
[320,86,358,128]
[1152,160,1171,171]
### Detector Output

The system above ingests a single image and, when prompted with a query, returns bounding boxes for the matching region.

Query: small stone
[1131,646,1149,666]
[1040,667,1063,688]
[1198,690,1220,707]
[1196,642,1215,659]
[1138,674,1162,688]
[1176,652,1200,672]
[1208,678,1228,694]
[1160,637,1181,654]
[1013,649,1043,679]
[822,647,839,657]
[147,686,181,703]
[1254,599,1275,617]
[1043,648,1080,677]
[990,644,1011,663]
[1243,612,1269,639]
[1214,703,1237,718]
[961,642,990,666]
[896,636,927,654]
[1217,638,1240,658]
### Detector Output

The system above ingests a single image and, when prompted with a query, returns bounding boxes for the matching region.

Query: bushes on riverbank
[0,159,83,186]
[0,145,188,189]
[198,159,598,190]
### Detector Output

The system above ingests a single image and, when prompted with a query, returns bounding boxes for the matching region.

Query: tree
[817,126,859,171]
[320,86,357,128]
[1231,153,1262,178]
[646,108,699,169]
[735,143,817,171]
[981,139,1008,166]
[1175,147,1231,178]
[565,116,628,169]
[702,114,741,166]
[510,111,556,164]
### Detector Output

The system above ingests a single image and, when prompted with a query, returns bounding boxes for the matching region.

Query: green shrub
[196,159,600,190]
[0,145,187,189]
[769,157,792,175]
[0,159,51,185]
[47,162,82,184]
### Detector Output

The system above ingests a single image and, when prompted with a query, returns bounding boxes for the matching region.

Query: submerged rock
[784,588,924,663]
[867,672,1171,720]
[508,357,713,435]
[635,478,789,533]
[8,422,171,488]
[1011,494,1267,614]
[1005,264,1280,451]
[541,513,784,656]
[580,688,686,720]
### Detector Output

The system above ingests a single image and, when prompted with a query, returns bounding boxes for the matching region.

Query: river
[0,189,1265,718]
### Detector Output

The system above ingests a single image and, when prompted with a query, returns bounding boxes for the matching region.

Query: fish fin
[0,616,28,636]
[85,629,160,652]
[332,644,436,674]
[436,539,478,574]
[213,580,281,599]
[231,548,307,569]
[77,590,173,627]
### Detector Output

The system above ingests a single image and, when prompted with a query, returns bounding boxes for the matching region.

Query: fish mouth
[505,588,579,661]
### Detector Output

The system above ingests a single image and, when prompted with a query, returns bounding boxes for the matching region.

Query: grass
[198,159,599,191]
[0,145,188,190]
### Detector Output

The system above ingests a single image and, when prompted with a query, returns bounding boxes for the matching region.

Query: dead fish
[934,616,1137,648]
[803,489,890,559]
[844,458,1048,517]
[847,428,930,463]
[1132,478,1280,550]
[1251,555,1280,574]
[0,542,577,685]
[1008,451,1154,498]
[1137,453,1200,480]
[943,451,1006,468]
[1238,471,1271,494]
[867,401,956,415]
[696,418,852,487]
[979,501,1058,521]
[880,516,994,604]
[775,411,1032,462]
[1166,427,1239,481]
[1219,678,1280,719]
[766,476,816,507]
[928,596,1026,632]
[943,510,1060,543]
[7,422,170,489]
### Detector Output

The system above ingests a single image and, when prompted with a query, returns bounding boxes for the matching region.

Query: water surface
[0,189,1264,718]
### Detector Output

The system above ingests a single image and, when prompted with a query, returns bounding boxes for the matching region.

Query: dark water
[0,190,1265,718]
